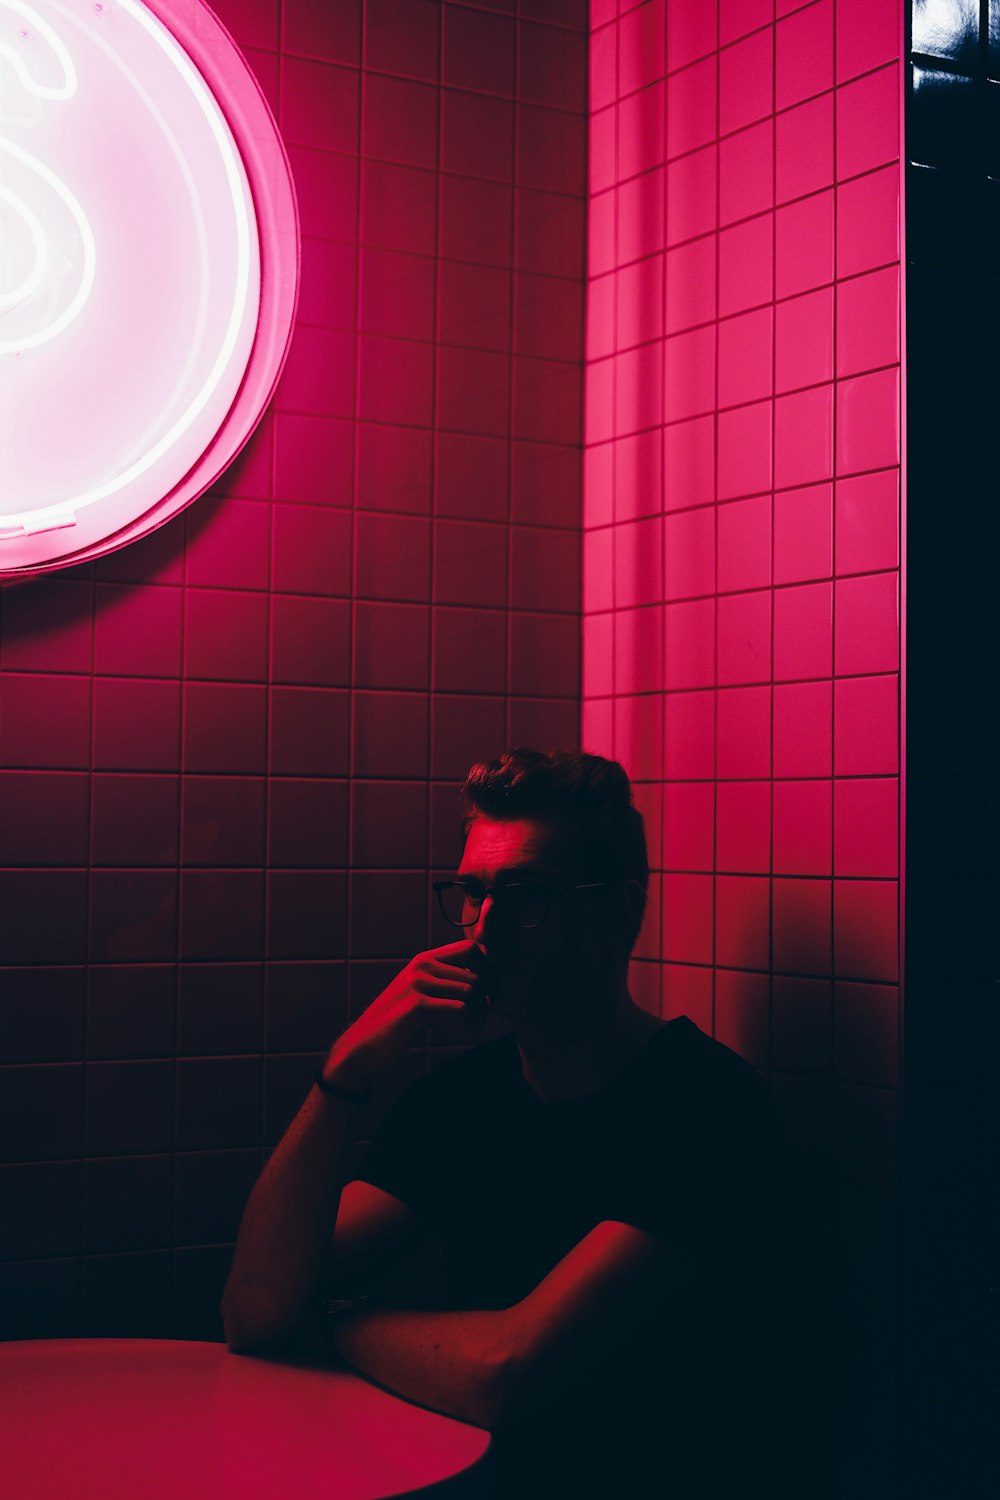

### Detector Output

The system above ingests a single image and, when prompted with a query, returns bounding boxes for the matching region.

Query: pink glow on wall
[0,0,298,576]
[584,0,903,1159]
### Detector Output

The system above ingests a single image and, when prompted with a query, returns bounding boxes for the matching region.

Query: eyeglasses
[433,878,610,930]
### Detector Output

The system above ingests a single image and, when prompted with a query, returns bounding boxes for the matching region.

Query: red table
[0,1339,493,1499]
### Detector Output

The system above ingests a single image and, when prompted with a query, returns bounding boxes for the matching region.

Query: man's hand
[322,939,486,1093]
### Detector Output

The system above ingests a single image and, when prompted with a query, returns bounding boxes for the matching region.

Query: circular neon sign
[0,0,298,576]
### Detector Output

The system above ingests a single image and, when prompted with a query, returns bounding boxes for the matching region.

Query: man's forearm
[221,1081,361,1350]
[329,1304,517,1430]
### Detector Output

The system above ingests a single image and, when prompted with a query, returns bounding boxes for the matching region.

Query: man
[222,750,813,1497]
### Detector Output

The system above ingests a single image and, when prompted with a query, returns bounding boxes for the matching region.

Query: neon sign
[0,0,298,575]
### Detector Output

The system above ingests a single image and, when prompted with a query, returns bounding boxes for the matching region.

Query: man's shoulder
[643,1015,774,1120]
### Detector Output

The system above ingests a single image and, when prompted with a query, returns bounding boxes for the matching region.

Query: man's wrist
[317,1052,372,1100]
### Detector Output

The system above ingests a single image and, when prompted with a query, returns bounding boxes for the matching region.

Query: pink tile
[1,579,93,675]
[275,324,355,419]
[719,0,774,45]
[717,400,773,499]
[357,512,431,602]
[619,81,666,179]
[287,145,357,243]
[664,598,716,689]
[662,873,714,964]
[509,612,579,698]
[510,526,579,613]
[663,780,715,869]
[439,261,512,352]
[617,255,664,350]
[666,56,717,158]
[836,266,900,377]
[773,679,833,777]
[583,613,614,698]
[0,678,86,768]
[434,606,504,695]
[666,147,717,246]
[717,589,772,684]
[720,29,774,135]
[271,505,353,597]
[774,384,833,489]
[663,962,713,1029]
[581,696,614,759]
[298,238,356,331]
[361,248,436,342]
[270,686,349,777]
[833,879,899,981]
[664,326,717,421]
[719,119,774,225]
[837,165,900,277]
[618,0,666,92]
[834,572,899,676]
[663,690,716,778]
[614,341,663,437]
[271,597,352,687]
[716,875,770,970]
[359,335,434,428]
[618,167,666,264]
[666,0,718,72]
[583,442,614,530]
[614,693,664,782]
[185,590,268,683]
[365,0,438,80]
[362,160,437,257]
[443,5,514,94]
[516,354,584,452]
[718,495,772,593]
[583,526,614,612]
[776,92,834,203]
[588,187,616,277]
[273,414,353,506]
[281,58,359,154]
[615,606,663,695]
[718,213,774,316]
[663,415,715,509]
[615,516,664,608]
[183,682,265,775]
[717,781,772,873]
[663,506,715,600]
[511,443,581,531]
[775,190,834,297]
[715,968,771,1068]
[718,307,773,408]
[836,368,900,475]
[774,580,833,680]
[835,0,901,83]
[773,483,833,584]
[91,679,179,774]
[185,498,271,591]
[363,73,438,168]
[773,779,832,874]
[354,601,429,691]
[772,877,832,975]
[834,675,899,775]
[775,0,833,110]
[358,424,432,517]
[587,273,615,363]
[836,65,900,180]
[589,103,617,195]
[832,981,899,1088]
[716,685,771,777]
[774,287,833,393]
[835,470,899,574]
[435,519,506,608]
[439,346,512,438]
[834,778,899,878]
[772,975,833,1072]
[585,357,615,447]
[437,433,508,523]
[93,585,182,679]
[183,776,265,868]
[664,238,715,334]
[589,20,617,113]
[615,429,662,522]
[440,175,513,269]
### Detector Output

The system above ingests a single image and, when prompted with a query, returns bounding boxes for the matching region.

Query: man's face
[456,815,613,1033]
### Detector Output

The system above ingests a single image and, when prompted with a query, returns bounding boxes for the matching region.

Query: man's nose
[472,893,499,947]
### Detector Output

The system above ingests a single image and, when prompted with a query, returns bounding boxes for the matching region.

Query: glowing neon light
[0,0,261,546]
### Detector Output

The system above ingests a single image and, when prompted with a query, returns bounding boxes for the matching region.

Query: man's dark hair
[460,748,649,889]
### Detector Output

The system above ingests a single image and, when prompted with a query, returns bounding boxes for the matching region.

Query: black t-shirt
[357,1017,807,1498]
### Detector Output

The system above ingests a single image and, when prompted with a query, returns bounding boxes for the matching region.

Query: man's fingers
[429,938,481,967]
[414,974,481,1001]
[422,959,481,985]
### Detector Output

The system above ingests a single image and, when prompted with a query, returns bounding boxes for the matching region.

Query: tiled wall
[0,0,586,1341]
[583,0,903,1488]
[903,6,997,1494]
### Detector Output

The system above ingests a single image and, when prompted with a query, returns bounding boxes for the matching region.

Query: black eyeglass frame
[432,878,612,930]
